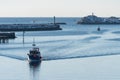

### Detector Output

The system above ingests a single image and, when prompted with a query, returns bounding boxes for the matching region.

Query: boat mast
[32,38,36,46]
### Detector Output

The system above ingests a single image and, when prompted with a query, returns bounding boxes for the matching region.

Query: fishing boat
[27,43,42,62]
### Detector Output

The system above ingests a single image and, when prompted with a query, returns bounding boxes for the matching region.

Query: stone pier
[0,32,16,44]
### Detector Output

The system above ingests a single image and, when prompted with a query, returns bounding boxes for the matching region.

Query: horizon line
[0,16,120,18]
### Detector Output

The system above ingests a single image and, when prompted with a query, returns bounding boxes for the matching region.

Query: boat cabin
[29,47,40,55]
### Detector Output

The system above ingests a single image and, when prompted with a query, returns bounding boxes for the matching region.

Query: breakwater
[0,24,62,31]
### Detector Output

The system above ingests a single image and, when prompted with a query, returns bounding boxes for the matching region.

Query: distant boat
[97,27,100,31]
[27,43,42,62]
[77,14,120,24]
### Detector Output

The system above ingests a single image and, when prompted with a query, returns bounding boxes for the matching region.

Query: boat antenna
[32,38,36,46]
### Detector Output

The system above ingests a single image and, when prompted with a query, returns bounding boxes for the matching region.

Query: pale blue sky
[0,0,120,17]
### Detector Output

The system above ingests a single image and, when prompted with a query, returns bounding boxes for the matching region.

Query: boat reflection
[29,61,41,67]
[29,61,41,80]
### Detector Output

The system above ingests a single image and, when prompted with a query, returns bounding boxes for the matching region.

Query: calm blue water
[0,17,120,80]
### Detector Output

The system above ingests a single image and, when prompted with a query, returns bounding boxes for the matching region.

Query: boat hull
[28,55,42,62]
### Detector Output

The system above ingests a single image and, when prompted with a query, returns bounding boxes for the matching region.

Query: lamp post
[54,16,56,25]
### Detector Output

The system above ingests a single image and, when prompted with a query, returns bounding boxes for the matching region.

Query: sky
[0,0,120,17]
